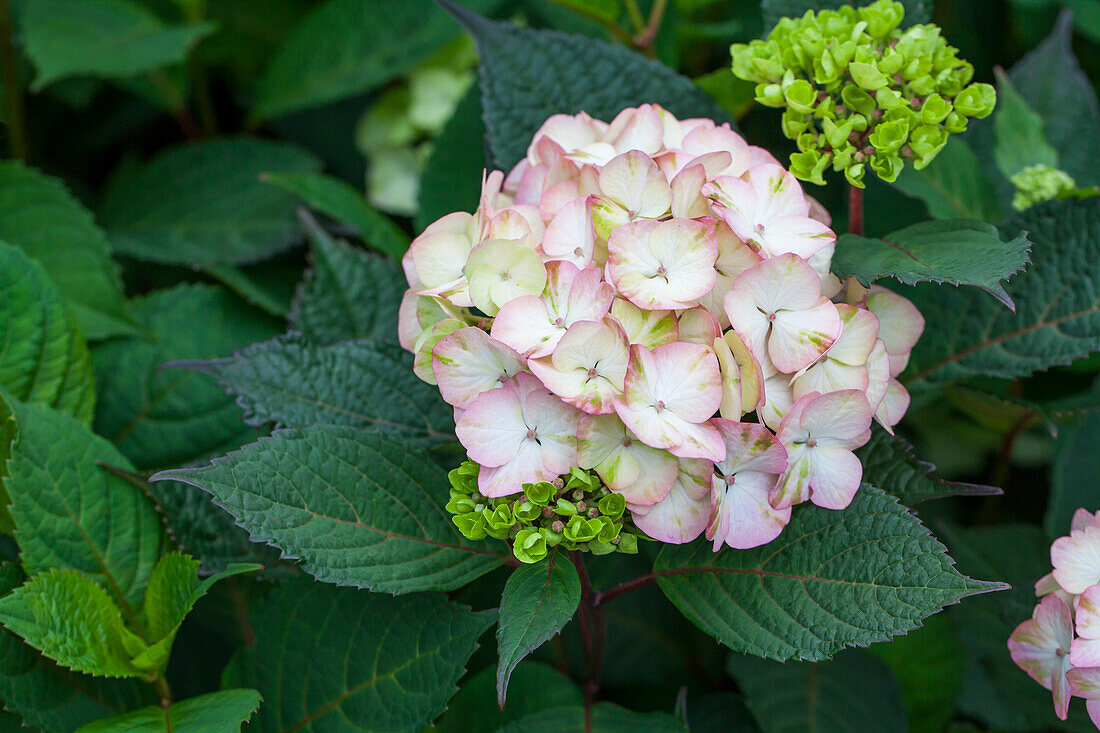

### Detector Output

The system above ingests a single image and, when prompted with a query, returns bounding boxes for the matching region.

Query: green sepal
[523,481,556,507]
[454,512,489,541]
[920,93,952,124]
[597,493,626,521]
[955,82,996,118]
[513,529,548,564]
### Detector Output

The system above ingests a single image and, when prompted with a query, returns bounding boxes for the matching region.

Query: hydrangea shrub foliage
[0,0,1098,730]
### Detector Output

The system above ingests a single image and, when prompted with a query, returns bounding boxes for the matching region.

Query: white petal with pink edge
[432,327,527,409]
[577,413,678,505]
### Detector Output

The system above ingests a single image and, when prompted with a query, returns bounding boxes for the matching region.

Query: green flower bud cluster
[1009,165,1099,211]
[445,462,641,564]
[730,0,996,187]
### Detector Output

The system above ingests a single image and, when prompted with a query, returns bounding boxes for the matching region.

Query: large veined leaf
[433,662,583,733]
[194,336,452,440]
[99,138,321,265]
[1009,10,1100,187]
[0,564,152,732]
[18,0,215,90]
[0,569,147,678]
[1,396,165,612]
[251,0,501,120]
[1048,411,1100,537]
[727,650,907,733]
[857,428,999,505]
[0,162,132,340]
[438,0,732,170]
[92,284,281,470]
[760,0,929,31]
[653,484,1003,662]
[904,198,1100,389]
[75,689,261,732]
[153,426,506,592]
[223,579,493,732]
[496,555,580,706]
[0,241,94,424]
[832,220,1030,310]
[261,172,410,259]
[288,228,405,344]
[891,138,1003,223]
[495,704,688,733]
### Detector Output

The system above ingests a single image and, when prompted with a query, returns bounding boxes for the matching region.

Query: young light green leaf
[252,0,502,120]
[194,335,452,440]
[727,650,907,733]
[857,428,1000,505]
[438,0,731,170]
[223,579,492,732]
[132,553,260,675]
[0,162,133,340]
[153,426,506,592]
[905,198,1100,388]
[0,564,152,732]
[0,569,147,678]
[92,284,281,470]
[1048,411,1100,537]
[75,689,262,732]
[416,84,485,233]
[433,662,583,733]
[18,0,215,90]
[99,138,321,265]
[1009,10,1100,187]
[992,70,1059,180]
[495,703,688,733]
[760,0,929,31]
[496,555,580,707]
[653,484,1004,662]
[832,219,1031,310]
[288,227,405,344]
[892,138,1004,223]
[0,241,94,424]
[2,395,166,612]
[261,172,410,259]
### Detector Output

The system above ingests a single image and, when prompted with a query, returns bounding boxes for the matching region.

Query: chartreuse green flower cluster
[1010,165,1100,211]
[445,461,641,564]
[730,0,996,187]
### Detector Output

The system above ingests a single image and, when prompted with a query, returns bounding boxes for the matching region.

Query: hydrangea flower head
[402,105,923,561]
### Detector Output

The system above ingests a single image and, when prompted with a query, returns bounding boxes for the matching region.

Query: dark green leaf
[198,336,452,441]
[18,0,215,90]
[0,569,147,678]
[92,284,281,471]
[685,692,760,733]
[1009,10,1100,186]
[496,703,688,733]
[252,0,501,120]
[892,138,1003,222]
[153,426,505,592]
[261,172,410,259]
[288,229,405,344]
[223,578,493,732]
[416,84,486,233]
[0,564,151,731]
[1,395,166,611]
[0,241,94,424]
[439,0,731,170]
[653,484,1004,662]
[75,689,261,732]
[496,555,580,706]
[993,70,1058,179]
[832,219,1031,310]
[905,198,1100,388]
[200,262,295,318]
[695,69,757,122]
[432,662,582,733]
[1048,411,1100,537]
[727,650,906,733]
[760,0,930,31]
[0,162,133,339]
[857,427,1000,505]
[99,138,321,265]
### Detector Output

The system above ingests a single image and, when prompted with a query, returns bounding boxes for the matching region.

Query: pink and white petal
[538,180,581,222]
[829,305,881,366]
[769,300,841,373]
[760,373,796,432]
[866,286,926,357]
[409,227,472,290]
[666,418,726,462]
[709,470,790,550]
[1052,526,1100,594]
[633,462,712,543]
[798,389,872,445]
[1074,584,1100,638]
[682,124,752,175]
[645,218,719,304]
[727,331,765,413]
[398,290,427,352]
[1069,666,1100,700]
[714,336,743,419]
[1009,596,1074,698]
[565,266,615,323]
[805,446,863,510]
[792,360,869,402]
[478,441,553,497]
[608,106,664,155]
[529,113,602,161]
[465,239,548,316]
[413,319,465,384]
[455,385,527,467]
[650,342,723,422]
[670,163,710,219]
[615,403,682,451]
[577,414,677,503]
[758,215,835,260]
[1071,637,1100,668]
[610,298,678,348]
[598,150,671,219]
[734,253,825,314]
[1074,509,1100,532]
[491,296,562,358]
[713,419,788,476]
[542,196,596,267]
[432,327,527,408]
[1035,571,1061,597]
[724,289,772,367]
[679,308,722,347]
[875,379,911,430]
[747,163,811,221]
[702,176,758,242]
[771,445,812,509]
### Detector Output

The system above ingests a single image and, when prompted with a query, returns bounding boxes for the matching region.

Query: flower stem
[152,675,173,708]
[846,183,868,305]
[0,0,27,161]
[569,551,605,722]
[542,0,635,46]
[622,0,646,35]
[634,0,669,52]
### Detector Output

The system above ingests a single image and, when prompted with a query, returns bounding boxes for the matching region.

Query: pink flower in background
[1009,595,1075,720]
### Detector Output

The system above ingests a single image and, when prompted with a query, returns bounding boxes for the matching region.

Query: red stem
[848,184,864,237]
[570,551,605,727]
